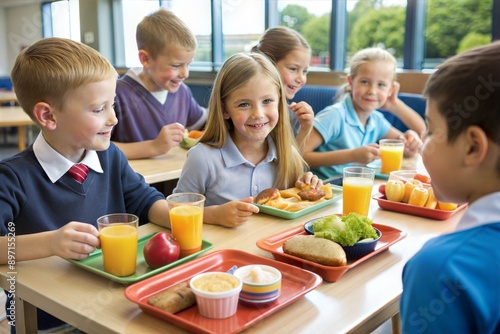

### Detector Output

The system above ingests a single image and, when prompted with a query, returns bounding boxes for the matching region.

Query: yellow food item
[402,180,423,203]
[408,187,429,207]
[321,184,333,200]
[192,273,240,292]
[385,180,405,202]
[437,202,458,211]
[424,187,438,209]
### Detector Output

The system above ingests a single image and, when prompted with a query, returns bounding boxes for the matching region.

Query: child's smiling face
[46,77,118,162]
[223,75,280,146]
[348,60,394,113]
[275,47,310,100]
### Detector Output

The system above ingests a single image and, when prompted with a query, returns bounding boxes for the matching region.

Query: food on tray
[255,184,333,212]
[311,213,378,246]
[143,232,180,269]
[385,179,405,202]
[147,282,196,314]
[283,235,347,266]
[408,187,429,207]
[236,265,280,284]
[191,272,241,292]
[255,188,280,204]
[298,188,326,201]
[381,175,458,210]
[437,202,458,211]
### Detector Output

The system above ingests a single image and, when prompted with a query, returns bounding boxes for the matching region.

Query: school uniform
[311,95,392,179]
[0,134,164,331]
[401,192,500,334]
[174,134,278,206]
[111,69,207,143]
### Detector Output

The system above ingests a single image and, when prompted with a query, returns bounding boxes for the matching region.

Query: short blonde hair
[202,52,306,189]
[11,37,116,117]
[349,47,397,81]
[136,8,197,58]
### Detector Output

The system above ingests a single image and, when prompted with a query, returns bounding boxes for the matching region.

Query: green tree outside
[278,0,492,68]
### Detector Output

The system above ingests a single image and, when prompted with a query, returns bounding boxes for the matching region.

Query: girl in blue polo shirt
[303,47,425,180]
[174,52,322,227]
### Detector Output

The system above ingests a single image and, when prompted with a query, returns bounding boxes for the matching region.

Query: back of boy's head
[349,47,397,80]
[11,37,116,118]
[204,52,288,146]
[136,8,196,59]
[424,41,500,145]
[251,26,310,63]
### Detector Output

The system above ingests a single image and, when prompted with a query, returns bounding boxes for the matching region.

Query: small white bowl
[189,272,242,319]
[233,264,282,304]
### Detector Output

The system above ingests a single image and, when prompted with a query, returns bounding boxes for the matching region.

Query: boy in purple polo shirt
[111,8,207,159]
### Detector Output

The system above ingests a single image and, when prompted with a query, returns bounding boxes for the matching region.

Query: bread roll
[147,282,196,313]
[283,235,347,266]
[255,188,280,204]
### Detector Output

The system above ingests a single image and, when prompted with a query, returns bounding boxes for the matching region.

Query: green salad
[312,213,378,246]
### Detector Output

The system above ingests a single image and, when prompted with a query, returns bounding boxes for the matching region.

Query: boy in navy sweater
[0,37,171,332]
[400,42,500,333]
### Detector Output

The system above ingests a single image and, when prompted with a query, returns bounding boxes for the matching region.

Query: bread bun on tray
[283,235,347,266]
[255,188,280,204]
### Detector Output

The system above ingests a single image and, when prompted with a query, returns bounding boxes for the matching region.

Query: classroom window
[346,0,407,67]
[42,0,80,41]
[423,0,492,69]
[221,0,265,59]
[121,1,160,68]
[277,0,332,68]
[40,0,499,71]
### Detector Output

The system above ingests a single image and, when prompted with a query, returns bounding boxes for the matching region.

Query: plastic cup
[342,167,375,216]
[167,193,205,257]
[379,139,405,174]
[97,213,139,277]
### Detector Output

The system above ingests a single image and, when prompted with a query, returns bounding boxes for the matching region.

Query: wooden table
[128,146,188,184]
[0,90,17,104]
[0,106,34,151]
[0,176,464,334]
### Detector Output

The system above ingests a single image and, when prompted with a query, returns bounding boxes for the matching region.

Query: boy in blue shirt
[400,42,500,333]
[0,37,171,332]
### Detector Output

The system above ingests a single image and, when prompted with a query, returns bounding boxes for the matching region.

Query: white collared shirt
[126,68,168,104]
[32,134,103,183]
[455,191,500,231]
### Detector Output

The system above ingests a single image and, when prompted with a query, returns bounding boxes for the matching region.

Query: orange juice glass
[167,193,205,257]
[97,213,139,277]
[379,139,404,174]
[342,167,375,216]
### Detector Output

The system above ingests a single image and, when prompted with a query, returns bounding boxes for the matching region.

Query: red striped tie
[68,164,89,183]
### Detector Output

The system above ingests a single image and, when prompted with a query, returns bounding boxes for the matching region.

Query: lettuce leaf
[312,213,378,246]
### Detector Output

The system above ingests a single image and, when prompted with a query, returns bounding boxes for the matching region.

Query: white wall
[3,4,42,76]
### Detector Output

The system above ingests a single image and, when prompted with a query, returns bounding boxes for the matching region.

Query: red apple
[143,232,180,269]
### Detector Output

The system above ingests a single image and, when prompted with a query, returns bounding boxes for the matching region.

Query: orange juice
[380,141,404,174]
[100,225,138,276]
[170,205,203,256]
[343,177,374,216]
